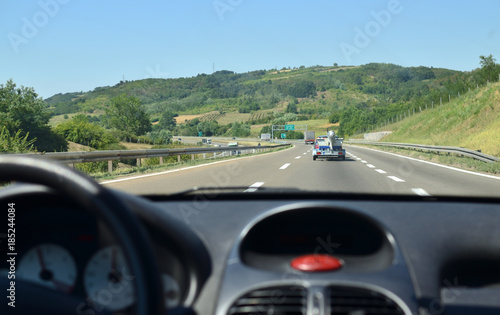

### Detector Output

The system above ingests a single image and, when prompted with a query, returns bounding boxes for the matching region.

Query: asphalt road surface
[102,144,500,197]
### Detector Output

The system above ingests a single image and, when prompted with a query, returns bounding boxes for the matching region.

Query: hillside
[46,63,466,136]
[382,82,500,157]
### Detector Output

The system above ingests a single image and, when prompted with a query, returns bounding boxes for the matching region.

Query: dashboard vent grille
[329,286,404,315]
[228,285,307,315]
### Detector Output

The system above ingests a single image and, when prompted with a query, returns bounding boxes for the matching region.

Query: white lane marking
[361,160,367,163]
[375,169,387,174]
[303,152,307,155]
[367,164,376,168]
[388,176,405,182]
[412,188,431,196]
[356,158,362,160]
[295,156,302,159]
[244,182,265,192]
[280,163,291,170]
[349,145,500,181]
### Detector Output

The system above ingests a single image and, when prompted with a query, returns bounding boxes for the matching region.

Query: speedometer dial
[83,246,135,311]
[17,243,77,293]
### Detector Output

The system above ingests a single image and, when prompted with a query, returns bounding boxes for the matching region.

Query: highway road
[102,144,500,197]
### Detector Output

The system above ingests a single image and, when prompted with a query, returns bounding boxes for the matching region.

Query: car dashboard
[2,184,500,315]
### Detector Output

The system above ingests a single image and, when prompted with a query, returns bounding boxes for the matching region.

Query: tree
[105,94,152,136]
[0,79,67,152]
[286,103,297,114]
[328,112,340,124]
[260,125,272,134]
[158,111,178,131]
[55,114,117,149]
[151,129,172,145]
[0,126,36,153]
[479,54,499,83]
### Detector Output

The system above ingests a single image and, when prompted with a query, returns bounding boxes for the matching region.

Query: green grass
[380,82,500,157]
[49,109,106,126]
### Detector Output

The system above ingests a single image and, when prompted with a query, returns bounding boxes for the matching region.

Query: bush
[75,161,118,174]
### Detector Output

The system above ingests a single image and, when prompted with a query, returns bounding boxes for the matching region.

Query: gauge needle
[111,247,117,272]
[36,247,46,270]
[36,247,74,293]
[110,247,122,283]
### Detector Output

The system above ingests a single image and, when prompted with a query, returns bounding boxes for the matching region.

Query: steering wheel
[0,156,164,315]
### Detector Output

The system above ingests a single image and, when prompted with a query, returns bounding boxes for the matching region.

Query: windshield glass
[1,0,499,197]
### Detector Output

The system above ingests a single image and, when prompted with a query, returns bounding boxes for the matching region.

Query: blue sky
[1,0,499,98]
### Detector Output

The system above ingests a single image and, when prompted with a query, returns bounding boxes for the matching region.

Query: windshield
[1,0,499,197]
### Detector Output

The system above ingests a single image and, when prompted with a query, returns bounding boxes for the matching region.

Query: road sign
[198,131,202,136]
[285,124,295,130]
[281,133,286,139]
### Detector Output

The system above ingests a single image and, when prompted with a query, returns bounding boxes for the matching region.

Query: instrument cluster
[2,205,183,312]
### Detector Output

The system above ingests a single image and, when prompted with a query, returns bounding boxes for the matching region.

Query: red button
[290,254,343,272]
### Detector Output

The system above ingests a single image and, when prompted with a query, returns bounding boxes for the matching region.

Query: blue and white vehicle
[313,130,346,161]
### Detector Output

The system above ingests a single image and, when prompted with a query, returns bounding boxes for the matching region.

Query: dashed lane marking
[388,176,405,182]
[375,169,387,174]
[244,182,265,192]
[280,163,291,170]
[412,188,431,196]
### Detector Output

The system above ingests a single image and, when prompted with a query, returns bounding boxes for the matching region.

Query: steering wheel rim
[0,156,164,315]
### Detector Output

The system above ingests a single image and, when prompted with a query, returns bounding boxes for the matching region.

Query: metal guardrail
[345,140,499,163]
[4,144,290,172]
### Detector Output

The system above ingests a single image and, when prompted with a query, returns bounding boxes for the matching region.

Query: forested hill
[45,61,494,136]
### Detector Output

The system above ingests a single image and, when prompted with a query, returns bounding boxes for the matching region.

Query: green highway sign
[284,124,295,130]
[198,131,202,136]
[281,133,286,139]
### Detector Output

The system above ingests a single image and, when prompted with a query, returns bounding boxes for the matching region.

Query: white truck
[304,131,315,145]
[312,130,346,161]
[260,133,271,141]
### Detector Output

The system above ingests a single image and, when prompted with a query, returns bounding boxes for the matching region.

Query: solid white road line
[280,163,291,170]
[375,169,387,174]
[244,182,265,192]
[366,164,376,168]
[349,145,500,181]
[412,188,431,196]
[388,176,405,182]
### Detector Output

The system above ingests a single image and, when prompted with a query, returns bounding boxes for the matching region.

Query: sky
[1,0,499,99]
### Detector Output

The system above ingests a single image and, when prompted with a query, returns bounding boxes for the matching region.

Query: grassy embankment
[358,82,500,174]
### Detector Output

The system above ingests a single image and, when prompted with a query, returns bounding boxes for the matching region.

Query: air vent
[228,286,307,315]
[329,286,405,315]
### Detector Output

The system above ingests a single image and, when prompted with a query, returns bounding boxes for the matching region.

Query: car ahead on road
[313,138,346,161]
